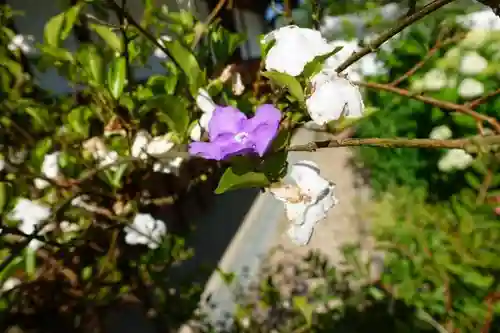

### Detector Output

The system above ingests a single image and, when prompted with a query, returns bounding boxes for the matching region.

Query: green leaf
[261,151,288,181]
[215,167,269,194]
[44,3,83,47]
[24,106,51,130]
[111,164,128,189]
[25,248,36,278]
[31,137,53,169]
[292,295,314,326]
[146,75,178,96]
[38,45,74,62]
[143,96,189,136]
[465,172,481,190]
[452,113,477,130]
[162,39,204,95]
[0,182,12,214]
[302,46,343,78]
[77,45,103,86]
[262,71,304,102]
[89,24,123,52]
[67,106,93,137]
[107,57,127,99]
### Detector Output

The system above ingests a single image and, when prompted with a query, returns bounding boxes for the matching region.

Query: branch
[286,135,500,153]
[357,81,500,133]
[468,88,500,109]
[335,0,456,73]
[390,33,464,86]
[106,0,183,71]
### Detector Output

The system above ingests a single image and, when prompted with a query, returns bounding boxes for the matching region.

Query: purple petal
[189,134,254,161]
[244,104,282,156]
[189,141,225,160]
[208,106,247,141]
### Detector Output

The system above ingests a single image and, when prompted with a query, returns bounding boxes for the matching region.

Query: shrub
[355,13,500,201]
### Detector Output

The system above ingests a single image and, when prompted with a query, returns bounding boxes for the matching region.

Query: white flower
[458,78,484,99]
[459,51,488,75]
[264,25,335,76]
[124,213,167,249]
[153,35,173,59]
[460,30,490,49]
[99,150,119,168]
[196,88,217,115]
[189,123,203,141]
[1,277,21,292]
[60,221,79,233]
[153,157,184,175]
[438,149,474,172]
[422,69,447,91]
[429,125,452,140]
[146,134,175,155]
[35,151,61,189]
[457,10,500,30]
[131,130,152,159]
[132,131,174,158]
[306,72,364,125]
[9,198,51,250]
[270,160,337,246]
[232,72,245,96]
[8,34,36,54]
[83,137,118,169]
[190,89,217,140]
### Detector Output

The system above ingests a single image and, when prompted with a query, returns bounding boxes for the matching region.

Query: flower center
[233,131,249,143]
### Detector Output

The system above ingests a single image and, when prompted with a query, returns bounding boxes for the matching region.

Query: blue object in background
[264,0,307,22]
[265,2,284,22]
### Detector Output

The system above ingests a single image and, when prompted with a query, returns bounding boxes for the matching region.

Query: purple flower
[189,104,282,161]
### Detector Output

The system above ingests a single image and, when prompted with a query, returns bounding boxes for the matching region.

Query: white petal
[196,89,217,114]
[306,74,363,125]
[269,184,303,202]
[34,178,49,190]
[199,111,213,130]
[290,160,330,198]
[422,69,447,91]
[189,123,203,141]
[131,130,151,159]
[287,220,315,245]
[232,72,245,96]
[459,51,488,75]
[429,125,452,140]
[169,157,184,169]
[265,25,335,76]
[146,134,174,155]
[458,78,484,99]
[284,201,308,225]
[41,151,61,180]
[2,277,21,292]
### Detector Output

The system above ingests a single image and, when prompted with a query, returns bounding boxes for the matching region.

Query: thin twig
[468,88,500,109]
[191,0,226,49]
[106,0,183,71]
[335,0,456,73]
[286,135,500,153]
[357,81,500,133]
[390,33,464,86]
[0,192,81,273]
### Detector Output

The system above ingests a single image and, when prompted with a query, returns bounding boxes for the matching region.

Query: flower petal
[189,135,252,161]
[244,104,281,156]
[287,220,315,245]
[196,88,217,113]
[290,160,330,198]
[208,106,247,141]
[264,26,334,76]
[189,141,224,160]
